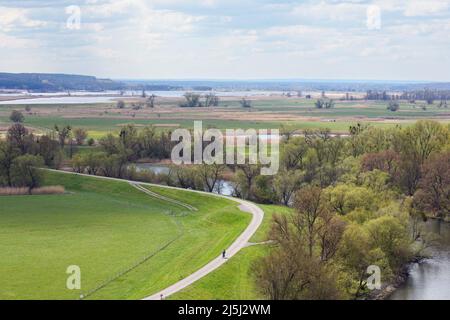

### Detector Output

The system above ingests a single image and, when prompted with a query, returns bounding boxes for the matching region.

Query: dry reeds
[0,186,65,196]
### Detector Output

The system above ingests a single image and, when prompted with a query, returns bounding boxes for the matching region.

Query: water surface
[389,220,450,300]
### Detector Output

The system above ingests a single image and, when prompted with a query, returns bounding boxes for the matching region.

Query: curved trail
[44,169,264,300]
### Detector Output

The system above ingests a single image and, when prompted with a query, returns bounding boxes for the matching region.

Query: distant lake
[0,96,117,105]
[0,90,288,105]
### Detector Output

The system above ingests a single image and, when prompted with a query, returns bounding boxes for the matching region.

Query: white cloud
[404,0,449,17]
[291,1,366,22]
[0,6,47,31]
[0,33,37,48]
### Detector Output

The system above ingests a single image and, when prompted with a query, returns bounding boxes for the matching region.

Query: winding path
[45,169,264,300]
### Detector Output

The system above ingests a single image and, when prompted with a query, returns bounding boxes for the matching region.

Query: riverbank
[381,219,450,300]
[367,256,426,300]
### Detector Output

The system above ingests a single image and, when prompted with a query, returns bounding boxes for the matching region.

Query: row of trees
[367,89,450,105]
[179,93,220,108]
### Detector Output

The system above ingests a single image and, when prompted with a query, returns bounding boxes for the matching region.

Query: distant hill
[2,72,450,93]
[0,73,125,92]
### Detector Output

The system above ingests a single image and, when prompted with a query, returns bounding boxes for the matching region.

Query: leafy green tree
[338,224,387,297]
[11,154,45,191]
[0,141,18,187]
[365,215,411,271]
[37,135,62,168]
[326,184,377,216]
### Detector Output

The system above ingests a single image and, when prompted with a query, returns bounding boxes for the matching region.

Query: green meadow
[1,98,448,139]
[0,171,250,300]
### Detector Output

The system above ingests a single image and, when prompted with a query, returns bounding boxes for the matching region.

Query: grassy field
[0,171,250,300]
[170,205,293,300]
[1,97,449,139]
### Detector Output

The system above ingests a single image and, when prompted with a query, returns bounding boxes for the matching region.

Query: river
[134,163,234,196]
[389,219,450,300]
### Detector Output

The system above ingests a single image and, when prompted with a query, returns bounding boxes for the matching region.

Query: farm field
[1,96,449,138]
[0,171,250,300]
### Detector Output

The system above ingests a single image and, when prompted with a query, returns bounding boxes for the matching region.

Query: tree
[326,184,377,216]
[87,138,95,146]
[293,186,329,257]
[0,141,17,187]
[204,93,220,107]
[317,212,346,262]
[54,125,72,148]
[387,100,399,112]
[197,163,225,193]
[365,215,411,271]
[234,164,260,200]
[180,93,202,108]
[315,99,334,109]
[73,128,88,146]
[146,94,156,108]
[7,123,32,155]
[117,100,125,109]
[414,152,450,218]
[255,194,345,300]
[240,98,252,108]
[361,150,401,179]
[37,135,62,168]
[338,224,384,297]
[10,110,24,123]
[273,169,303,205]
[280,137,308,170]
[81,152,106,175]
[11,154,44,192]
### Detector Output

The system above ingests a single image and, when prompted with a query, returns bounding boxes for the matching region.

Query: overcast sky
[0,0,449,81]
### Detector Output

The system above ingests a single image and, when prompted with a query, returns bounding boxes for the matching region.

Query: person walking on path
[222,250,226,259]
